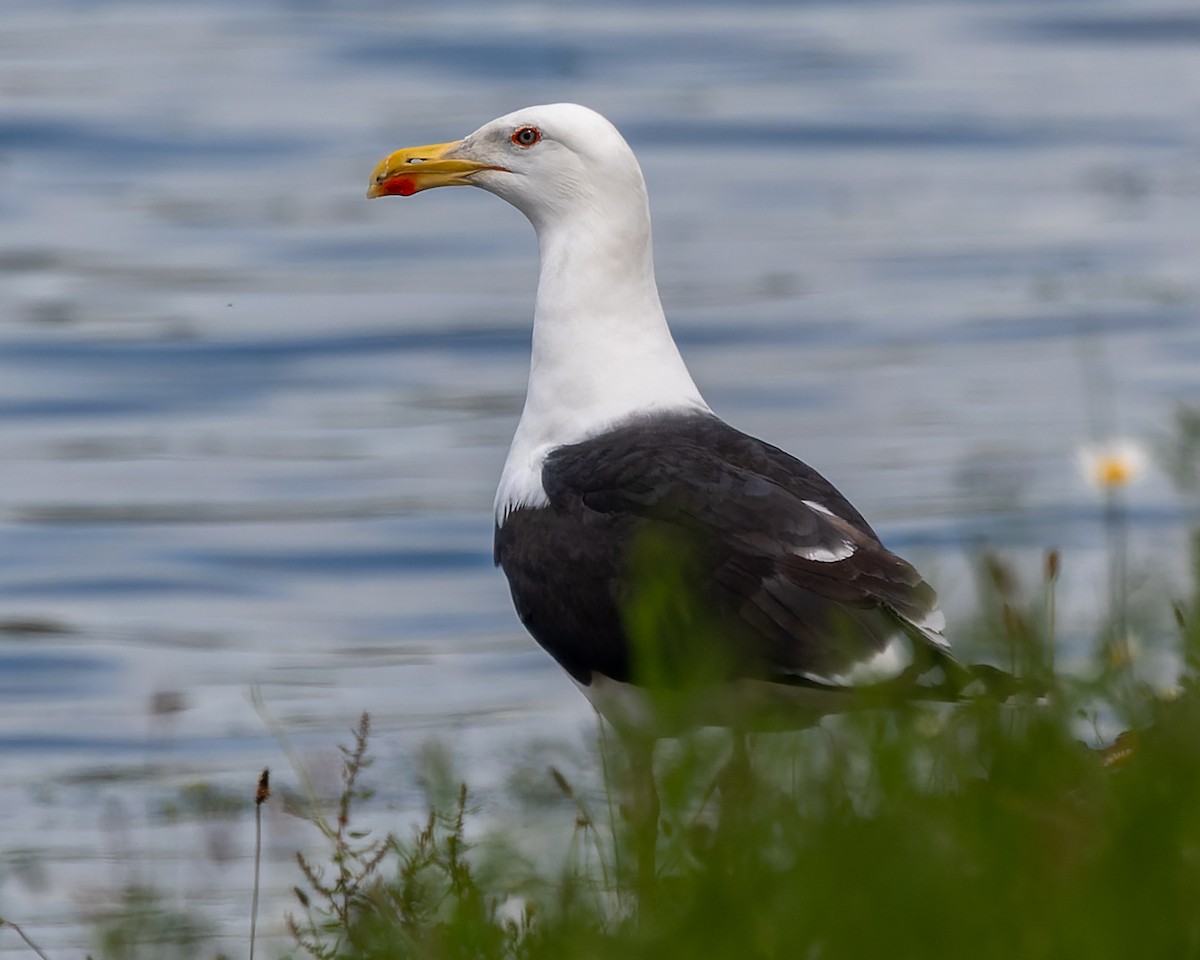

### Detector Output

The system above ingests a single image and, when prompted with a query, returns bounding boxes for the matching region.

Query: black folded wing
[495,412,948,691]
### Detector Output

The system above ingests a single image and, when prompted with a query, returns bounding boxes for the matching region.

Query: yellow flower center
[1096,456,1134,488]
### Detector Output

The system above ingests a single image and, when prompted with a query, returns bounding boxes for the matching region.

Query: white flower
[1079,438,1147,491]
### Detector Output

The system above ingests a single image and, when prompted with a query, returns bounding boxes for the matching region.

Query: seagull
[368,103,964,881]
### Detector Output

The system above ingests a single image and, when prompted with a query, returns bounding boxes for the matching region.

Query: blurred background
[1,0,1198,951]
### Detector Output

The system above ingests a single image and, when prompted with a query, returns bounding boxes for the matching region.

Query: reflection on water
[1,0,1198,950]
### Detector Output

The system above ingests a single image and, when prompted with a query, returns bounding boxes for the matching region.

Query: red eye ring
[511,126,541,148]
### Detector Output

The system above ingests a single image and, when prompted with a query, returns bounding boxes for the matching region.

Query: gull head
[367,103,647,229]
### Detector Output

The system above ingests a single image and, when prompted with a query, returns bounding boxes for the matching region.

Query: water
[1,0,1198,951]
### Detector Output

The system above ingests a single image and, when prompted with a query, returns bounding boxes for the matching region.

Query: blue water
[1,0,1198,951]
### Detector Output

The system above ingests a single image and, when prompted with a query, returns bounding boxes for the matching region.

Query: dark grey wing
[542,413,948,685]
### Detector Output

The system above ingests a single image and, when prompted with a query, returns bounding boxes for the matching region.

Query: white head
[368,103,649,232]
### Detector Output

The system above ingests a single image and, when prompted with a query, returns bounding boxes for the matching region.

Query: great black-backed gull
[367,103,956,734]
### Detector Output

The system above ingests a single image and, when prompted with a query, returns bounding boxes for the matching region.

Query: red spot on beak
[378,176,417,197]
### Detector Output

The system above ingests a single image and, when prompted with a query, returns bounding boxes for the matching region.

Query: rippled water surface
[1,0,1199,950]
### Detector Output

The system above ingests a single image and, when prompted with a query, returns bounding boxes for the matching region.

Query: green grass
[12,556,1200,959]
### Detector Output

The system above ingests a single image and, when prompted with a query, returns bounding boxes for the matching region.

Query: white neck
[494,192,709,522]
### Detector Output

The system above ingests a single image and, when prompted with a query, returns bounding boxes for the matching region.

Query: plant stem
[0,919,52,960]
[251,768,270,960]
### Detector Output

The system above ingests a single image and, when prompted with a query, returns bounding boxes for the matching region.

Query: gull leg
[621,734,659,899]
[717,732,753,838]
[721,733,751,798]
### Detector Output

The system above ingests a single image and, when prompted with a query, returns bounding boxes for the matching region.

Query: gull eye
[511,126,541,148]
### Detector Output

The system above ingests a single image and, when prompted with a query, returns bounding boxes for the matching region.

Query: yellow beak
[366,139,497,198]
